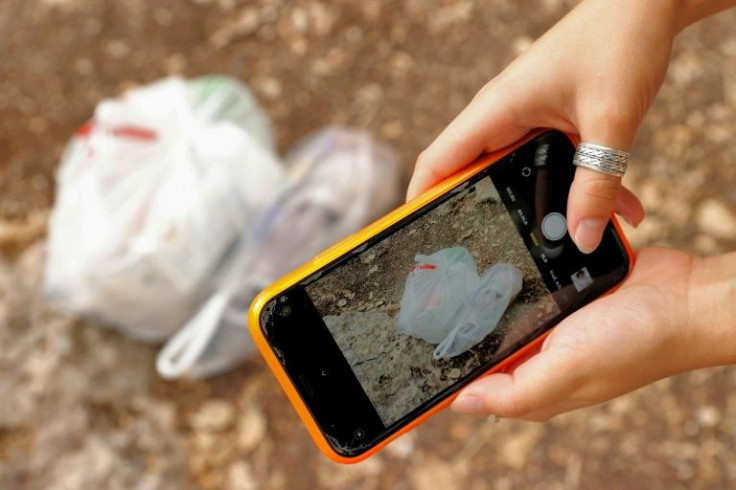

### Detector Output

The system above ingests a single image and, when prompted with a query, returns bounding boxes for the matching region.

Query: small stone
[290,7,308,32]
[437,204,451,216]
[385,433,415,458]
[683,420,699,436]
[256,78,282,99]
[368,265,378,274]
[475,179,500,203]
[28,117,47,135]
[694,235,719,254]
[74,58,94,76]
[164,53,186,74]
[189,400,235,432]
[361,252,376,264]
[192,431,217,452]
[321,293,337,303]
[227,461,258,490]
[448,368,461,379]
[696,199,736,239]
[337,298,347,307]
[209,7,261,48]
[309,2,336,36]
[104,40,130,59]
[290,37,308,55]
[153,8,173,26]
[499,426,543,469]
[674,460,695,481]
[380,120,403,140]
[237,409,267,451]
[409,456,458,490]
[390,52,413,71]
[695,405,721,428]
[345,25,363,44]
[512,36,534,55]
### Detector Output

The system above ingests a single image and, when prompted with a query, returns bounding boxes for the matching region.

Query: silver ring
[573,142,630,178]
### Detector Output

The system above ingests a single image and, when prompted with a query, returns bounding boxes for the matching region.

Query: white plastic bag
[44,76,284,343]
[45,75,403,379]
[156,128,403,379]
[244,126,404,287]
[433,263,522,360]
[397,246,523,359]
[397,247,480,344]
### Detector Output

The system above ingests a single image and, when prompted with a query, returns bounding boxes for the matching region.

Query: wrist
[673,0,736,32]
[686,252,736,368]
[583,0,682,36]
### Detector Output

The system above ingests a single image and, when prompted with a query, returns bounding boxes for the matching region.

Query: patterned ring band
[573,142,630,178]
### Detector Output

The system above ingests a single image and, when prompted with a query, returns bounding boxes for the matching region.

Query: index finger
[406,82,532,201]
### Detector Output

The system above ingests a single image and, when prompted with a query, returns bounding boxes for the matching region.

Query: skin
[405,0,736,420]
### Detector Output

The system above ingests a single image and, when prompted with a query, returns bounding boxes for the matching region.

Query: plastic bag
[45,74,403,379]
[156,128,403,379]
[242,126,404,287]
[397,246,523,359]
[45,75,284,343]
[433,263,522,360]
[397,247,480,344]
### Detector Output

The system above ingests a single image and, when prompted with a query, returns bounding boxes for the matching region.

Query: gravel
[1,1,735,489]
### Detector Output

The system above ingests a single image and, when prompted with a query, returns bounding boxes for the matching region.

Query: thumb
[567,123,637,254]
[450,346,582,419]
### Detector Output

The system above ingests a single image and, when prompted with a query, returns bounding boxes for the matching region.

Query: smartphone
[248,130,633,463]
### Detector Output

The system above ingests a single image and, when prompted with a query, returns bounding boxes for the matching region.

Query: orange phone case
[248,129,635,464]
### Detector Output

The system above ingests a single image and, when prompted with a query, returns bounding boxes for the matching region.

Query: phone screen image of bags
[304,175,562,427]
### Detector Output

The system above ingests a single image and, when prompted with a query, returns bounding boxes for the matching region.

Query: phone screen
[260,131,629,455]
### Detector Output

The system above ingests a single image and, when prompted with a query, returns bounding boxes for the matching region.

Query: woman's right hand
[408,0,727,253]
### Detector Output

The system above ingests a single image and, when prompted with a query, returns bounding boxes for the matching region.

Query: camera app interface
[304,162,568,426]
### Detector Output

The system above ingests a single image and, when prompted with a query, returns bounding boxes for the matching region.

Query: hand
[450,248,701,420]
[408,0,685,253]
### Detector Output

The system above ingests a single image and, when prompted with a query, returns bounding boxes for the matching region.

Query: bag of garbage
[44,75,284,343]
[433,263,522,359]
[397,247,480,344]
[156,127,403,379]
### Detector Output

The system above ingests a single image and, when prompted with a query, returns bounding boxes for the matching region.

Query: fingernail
[617,214,641,229]
[618,214,634,227]
[574,218,607,254]
[451,395,485,415]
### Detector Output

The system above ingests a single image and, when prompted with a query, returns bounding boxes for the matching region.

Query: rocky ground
[309,178,559,426]
[1,1,736,489]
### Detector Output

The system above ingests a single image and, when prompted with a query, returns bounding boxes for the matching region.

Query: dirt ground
[308,178,559,425]
[1,1,736,489]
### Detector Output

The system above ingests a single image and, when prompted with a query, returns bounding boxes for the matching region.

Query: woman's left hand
[451,248,733,420]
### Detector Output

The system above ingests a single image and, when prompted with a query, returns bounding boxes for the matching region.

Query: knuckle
[578,174,621,203]
[472,76,511,104]
[415,149,430,168]
[498,391,533,419]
